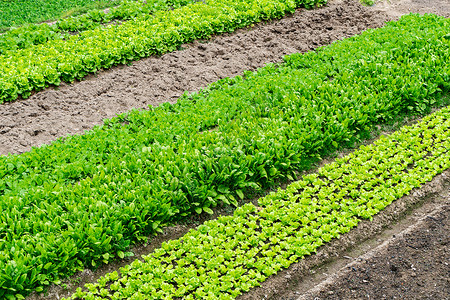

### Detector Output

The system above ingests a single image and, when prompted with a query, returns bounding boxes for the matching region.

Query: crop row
[64,106,450,300]
[0,0,121,30]
[57,0,197,32]
[0,0,326,103]
[0,13,449,299]
[0,0,199,55]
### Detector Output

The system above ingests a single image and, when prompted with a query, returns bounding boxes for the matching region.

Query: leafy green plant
[64,106,450,299]
[0,0,323,103]
[0,0,122,30]
[0,0,223,55]
[0,13,449,298]
[360,0,375,6]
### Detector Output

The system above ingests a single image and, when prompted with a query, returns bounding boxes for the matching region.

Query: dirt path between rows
[25,167,449,300]
[278,2,450,299]
[240,171,450,300]
[0,0,389,156]
[297,199,450,300]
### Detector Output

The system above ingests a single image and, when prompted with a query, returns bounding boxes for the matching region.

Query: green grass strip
[0,13,449,299]
[65,105,450,300]
[0,0,121,30]
[0,0,324,102]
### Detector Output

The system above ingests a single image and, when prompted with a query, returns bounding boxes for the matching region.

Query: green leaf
[43,262,52,270]
[203,207,213,215]
[218,185,229,194]
[53,279,61,285]
[236,189,244,200]
[125,251,134,257]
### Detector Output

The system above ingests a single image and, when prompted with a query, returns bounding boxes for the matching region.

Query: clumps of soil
[238,170,449,300]
[297,196,449,299]
[374,0,450,19]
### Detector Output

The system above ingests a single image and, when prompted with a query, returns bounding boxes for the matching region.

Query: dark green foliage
[0,13,449,298]
[66,106,450,299]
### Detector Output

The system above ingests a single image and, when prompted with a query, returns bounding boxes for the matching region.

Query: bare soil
[374,0,450,19]
[278,2,450,299]
[26,168,449,300]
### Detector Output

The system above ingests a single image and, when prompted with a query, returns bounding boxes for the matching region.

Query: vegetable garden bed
[64,104,450,300]
[1,11,449,299]
[0,0,327,103]
[0,0,121,30]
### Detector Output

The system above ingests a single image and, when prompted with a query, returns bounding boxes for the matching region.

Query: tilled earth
[3,0,448,299]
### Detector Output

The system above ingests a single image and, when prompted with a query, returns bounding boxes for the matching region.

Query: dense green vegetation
[0,24,66,55]
[0,0,326,103]
[56,0,196,31]
[0,0,201,55]
[64,107,450,299]
[0,13,448,299]
[0,0,121,30]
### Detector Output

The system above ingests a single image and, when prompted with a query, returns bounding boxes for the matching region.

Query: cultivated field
[0,0,448,299]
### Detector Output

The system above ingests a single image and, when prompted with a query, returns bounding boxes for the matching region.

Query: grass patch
[0,0,122,31]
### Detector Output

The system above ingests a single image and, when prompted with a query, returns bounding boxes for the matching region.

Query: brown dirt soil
[374,0,450,19]
[276,2,450,299]
[0,0,389,156]
[296,203,450,300]
[26,168,449,300]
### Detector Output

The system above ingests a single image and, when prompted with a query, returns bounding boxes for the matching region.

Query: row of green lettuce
[57,0,196,31]
[64,107,450,300]
[0,0,199,55]
[0,0,325,103]
[0,13,449,298]
[0,0,121,30]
